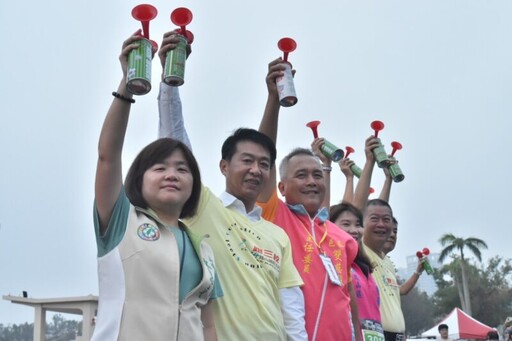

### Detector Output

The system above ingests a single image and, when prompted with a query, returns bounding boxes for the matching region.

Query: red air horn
[126,4,158,95]
[276,38,298,107]
[416,247,434,275]
[306,120,344,162]
[344,146,362,178]
[163,7,194,86]
[388,141,405,183]
[370,120,391,168]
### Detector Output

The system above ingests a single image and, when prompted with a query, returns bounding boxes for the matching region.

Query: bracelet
[322,165,332,173]
[112,91,135,104]
[414,271,421,277]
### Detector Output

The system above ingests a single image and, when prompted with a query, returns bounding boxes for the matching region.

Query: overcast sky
[1,0,511,325]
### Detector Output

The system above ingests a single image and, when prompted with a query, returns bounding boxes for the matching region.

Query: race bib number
[362,329,385,341]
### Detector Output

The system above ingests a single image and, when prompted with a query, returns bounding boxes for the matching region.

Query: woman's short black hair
[125,138,201,219]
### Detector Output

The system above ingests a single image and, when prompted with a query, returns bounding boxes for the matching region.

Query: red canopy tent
[421,308,494,340]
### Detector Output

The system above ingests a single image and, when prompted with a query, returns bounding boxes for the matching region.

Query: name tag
[319,253,342,286]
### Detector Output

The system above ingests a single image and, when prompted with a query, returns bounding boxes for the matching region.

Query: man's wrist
[322,164,332,173]
[342,172,354,179]
[267,90,280,102]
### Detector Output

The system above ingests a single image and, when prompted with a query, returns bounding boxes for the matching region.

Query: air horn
[416,247,434,275]
[163,7,194,86]
[306,120,343,162]
[126,4,158,95]
[276,38,297,107]
[344,146,362,178]
[388,141,405,182]
[370,120,391,168]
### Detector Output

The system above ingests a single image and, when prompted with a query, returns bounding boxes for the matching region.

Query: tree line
[0,314,81,341]
[402,233,512,335]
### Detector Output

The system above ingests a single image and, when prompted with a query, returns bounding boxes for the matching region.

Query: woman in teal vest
[92,30,222,341]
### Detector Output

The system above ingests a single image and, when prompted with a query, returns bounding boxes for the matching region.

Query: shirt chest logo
[137,223,160,241]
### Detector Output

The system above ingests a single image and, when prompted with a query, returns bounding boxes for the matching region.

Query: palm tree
[438,233,488,316]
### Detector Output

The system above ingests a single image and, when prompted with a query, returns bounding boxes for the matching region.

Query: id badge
[319,253,342,286]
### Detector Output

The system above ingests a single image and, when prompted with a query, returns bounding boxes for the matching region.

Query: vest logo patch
[137,224,160,241]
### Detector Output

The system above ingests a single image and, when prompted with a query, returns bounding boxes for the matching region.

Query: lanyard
[300,219,328,254]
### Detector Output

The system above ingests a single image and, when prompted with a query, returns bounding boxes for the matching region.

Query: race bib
[362,329,385,341]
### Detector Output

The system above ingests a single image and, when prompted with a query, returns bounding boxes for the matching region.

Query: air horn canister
[163,7,194,86]
[126,4,158,95]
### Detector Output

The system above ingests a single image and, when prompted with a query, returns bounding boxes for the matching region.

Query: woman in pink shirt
[330,203,384,341]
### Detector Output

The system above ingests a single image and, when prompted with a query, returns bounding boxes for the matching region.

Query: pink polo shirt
[259,190,358,341]
[352,264,384,338]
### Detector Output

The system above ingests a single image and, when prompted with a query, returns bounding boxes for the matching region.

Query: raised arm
[311,138,332,209]
[352,136,379,212]
[257,58,286,203]
[157,31,192,150]
[258,58,307,340]
[379,161,393,203]
[399,261,424,295]
[95,31,142,234]
[339,158,355,204]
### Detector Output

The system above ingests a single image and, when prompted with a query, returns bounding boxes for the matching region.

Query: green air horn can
[126,38,153,95]
[350,164,363,178]
[163,35,187,87]
[321,140,344,162]
[373,138,391,168]
[421,258,434,275]
[388,162,405,183]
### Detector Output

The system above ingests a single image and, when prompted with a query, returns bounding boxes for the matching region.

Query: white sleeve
[279,286,308,341]
[157,82,192,151]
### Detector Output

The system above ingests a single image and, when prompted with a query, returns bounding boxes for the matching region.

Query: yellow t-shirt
[364,244,405,333]
[185,186,303,340]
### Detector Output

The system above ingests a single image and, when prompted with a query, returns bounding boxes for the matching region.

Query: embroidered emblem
[137,224,160,241]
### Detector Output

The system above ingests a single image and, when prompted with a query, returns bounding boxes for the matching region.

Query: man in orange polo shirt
[257,58,360,341]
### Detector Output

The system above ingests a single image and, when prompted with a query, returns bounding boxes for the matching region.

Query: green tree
[0,315,80,341]
[0,322,33,341]
[471,256,512,326]
[439,233,487,316]
[46,314,79,341]
[432,255,512,327]
[432,259,477,317]
[400,285,435,335]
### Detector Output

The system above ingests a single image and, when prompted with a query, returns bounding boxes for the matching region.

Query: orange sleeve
[257,188,279,222]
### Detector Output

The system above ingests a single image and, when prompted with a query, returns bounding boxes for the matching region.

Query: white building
[396,252,441,296]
